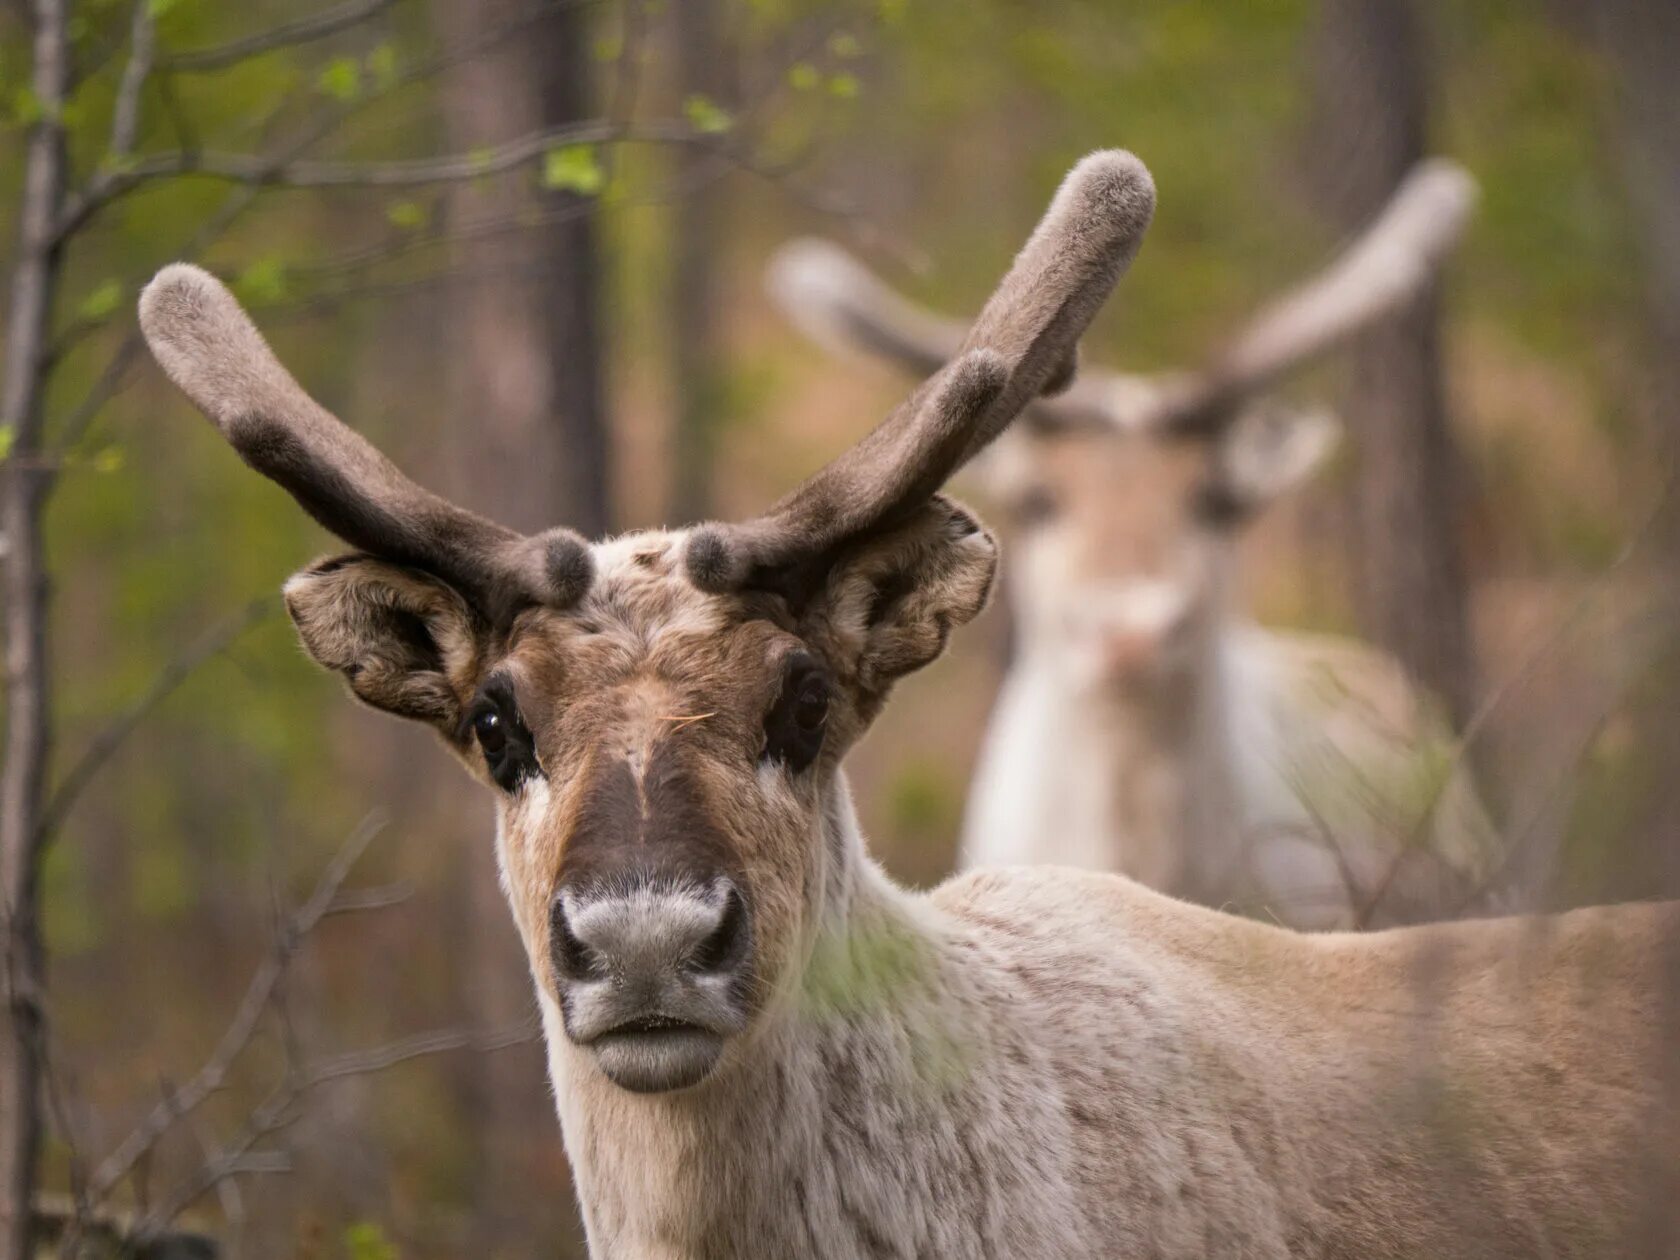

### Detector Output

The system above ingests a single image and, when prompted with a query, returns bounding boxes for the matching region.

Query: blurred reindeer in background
[771,160,1502,928]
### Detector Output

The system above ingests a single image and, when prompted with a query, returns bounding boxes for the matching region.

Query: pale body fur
[960,434,1499,927]
[504,722,1672,1256]
[964,609,1499,927]
[475,538,1664,1260]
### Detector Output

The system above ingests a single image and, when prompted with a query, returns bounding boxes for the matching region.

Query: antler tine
[689,149,1157,596]
[1137,157,1479,437]
[139,265,593,619]
[765,238,962,381]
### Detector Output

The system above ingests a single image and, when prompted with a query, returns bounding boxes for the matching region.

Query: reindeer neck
[548,777,1085,1259]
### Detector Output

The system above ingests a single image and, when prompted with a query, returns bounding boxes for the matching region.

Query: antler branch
[138,265,591,617]
[1143,157,1477,435]
[688,148,1157,596]
[769,158,1477,441]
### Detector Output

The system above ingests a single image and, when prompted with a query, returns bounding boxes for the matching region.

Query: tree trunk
[1584,7,1680,1247]
[1308,0,1476,727]
[429,0,608,1249]
[0,4,69,1256]
[669,0,731,522]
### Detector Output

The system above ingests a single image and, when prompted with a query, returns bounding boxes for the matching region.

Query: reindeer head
[770,160,1474,700]
[138,152,1155,1095]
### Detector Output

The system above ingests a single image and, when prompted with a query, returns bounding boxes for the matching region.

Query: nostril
[689,884,749,976]
[550,896,605,982]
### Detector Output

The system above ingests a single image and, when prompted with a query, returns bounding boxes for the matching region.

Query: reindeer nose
[549,877,751,1093]
[551,878,750,988]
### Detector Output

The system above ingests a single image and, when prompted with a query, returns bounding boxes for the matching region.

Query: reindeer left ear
[283,554,491,731]
[1203,405,1340,524]
[804,496,998,699]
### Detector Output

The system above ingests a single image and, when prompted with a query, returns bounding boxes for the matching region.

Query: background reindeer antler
[768,158,1477,443]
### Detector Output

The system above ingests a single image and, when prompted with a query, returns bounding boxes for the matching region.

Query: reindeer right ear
[283,556,490,732]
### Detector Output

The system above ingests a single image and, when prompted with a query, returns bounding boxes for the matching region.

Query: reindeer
[138,152,1678,1258]
[768,160,1501,928]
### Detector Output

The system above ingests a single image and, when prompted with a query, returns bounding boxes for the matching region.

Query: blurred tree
[670,0,733,521]
[1583,0,1680,849]
[429,0,609,1247]
[1307,0,1477,726]
[1,5,70,1252]
[1579,9,1680,1250]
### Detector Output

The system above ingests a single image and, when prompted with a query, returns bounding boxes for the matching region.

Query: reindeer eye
[1012,484,1060,529]
[793,675,829,732]
[474,709,505,753]
[763,654,830,774]
[466,679,540,793]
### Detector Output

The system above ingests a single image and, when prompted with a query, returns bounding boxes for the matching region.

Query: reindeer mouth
[589,1016,724,1094]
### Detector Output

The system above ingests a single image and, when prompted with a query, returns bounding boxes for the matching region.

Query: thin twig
[137,1021,534,1236]
[323,882,416,916]
[85,812,388,1206]
[80,118,699,193]
[107,1,155,162]
[159,0,398,74]
[36,597,277,848]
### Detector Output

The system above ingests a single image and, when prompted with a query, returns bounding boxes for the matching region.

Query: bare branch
[107,1,155,162]
[160,0,397,74]
[296,1022,536,1088]
[323,881,415,916]
[85,813,388,1207]
[36,597,276,848]
[87,118,698,195]
[53,0,605,244]
[137,1021,533,1237]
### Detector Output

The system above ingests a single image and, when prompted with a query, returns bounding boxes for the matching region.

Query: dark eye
[793,674,829,732]
[474,708,506,754]
[465,679,540,793]
[1011,484,1060,529]
[763,654,830,774]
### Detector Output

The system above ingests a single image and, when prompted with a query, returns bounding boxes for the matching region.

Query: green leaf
[147,0,187,18]
[385,200,425,230]
[0,427,14,462]
[343,1222,398,1260]
[92,446,125,474]
[365,43,398,91]
[683,93,733,135]
[786,62,819,92]
[316,56,361,103]
[77,279,123,322]
[591,34,623,63]
[828,32,862,59]
[234,257,288,305]
[827,72,861,100]
[541,144,603,195]
[10,87,44,127]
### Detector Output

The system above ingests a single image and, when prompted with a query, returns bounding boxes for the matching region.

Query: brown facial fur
[988,430,1216,684]
[287,506,999,1030]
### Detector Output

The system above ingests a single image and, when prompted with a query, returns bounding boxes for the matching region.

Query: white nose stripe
[1075,581,1189,637]
[560,882,729,974]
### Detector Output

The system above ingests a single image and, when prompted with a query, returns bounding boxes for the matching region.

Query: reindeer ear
[1206,405,1340,521]
[803,496,998,701]
[284,556,490,731]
